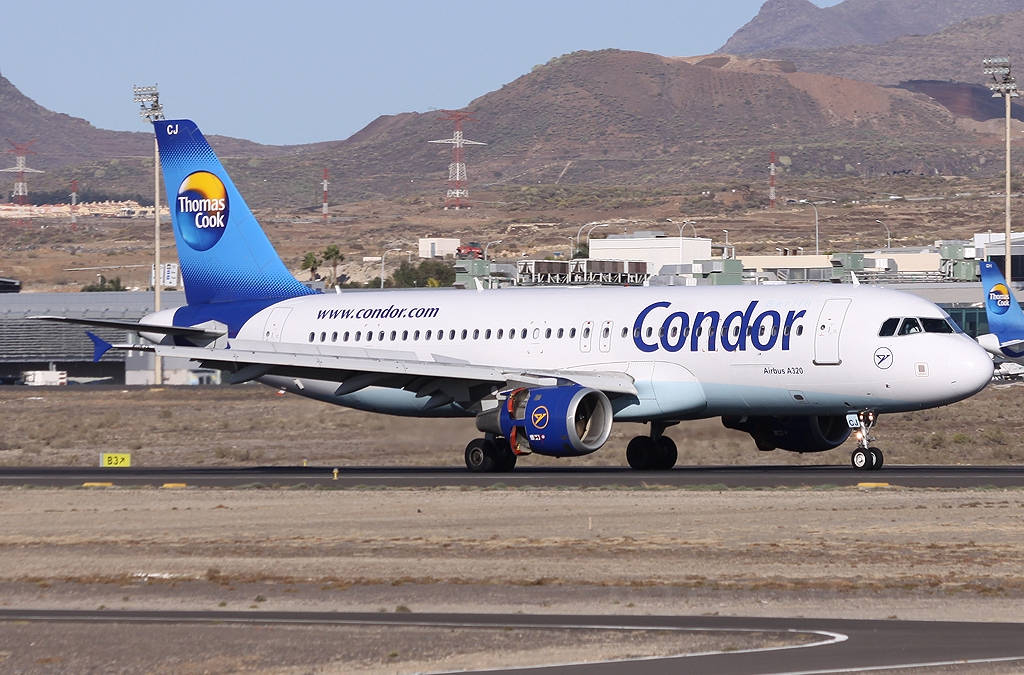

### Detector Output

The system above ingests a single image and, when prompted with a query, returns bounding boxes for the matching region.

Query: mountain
[0,72,303,172]
[0,48,1014,208]
[734,10,1024,86]
[719,0,1024,54]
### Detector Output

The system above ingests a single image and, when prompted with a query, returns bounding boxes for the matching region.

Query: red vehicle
[456,242,484,259]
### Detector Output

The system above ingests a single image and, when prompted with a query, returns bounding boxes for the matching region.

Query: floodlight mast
[984,57,1018,282]
[133,84,165,385]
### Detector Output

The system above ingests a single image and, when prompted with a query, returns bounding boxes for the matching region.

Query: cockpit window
[920,317,954,334]
[897,318,923,335]
[879,318,900,337]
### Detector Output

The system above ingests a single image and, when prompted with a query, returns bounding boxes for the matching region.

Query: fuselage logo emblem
[873,347,893,369]
[532,406,550,429]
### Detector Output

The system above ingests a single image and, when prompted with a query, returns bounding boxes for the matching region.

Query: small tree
[321,244,344,285]
[301,251,321,280]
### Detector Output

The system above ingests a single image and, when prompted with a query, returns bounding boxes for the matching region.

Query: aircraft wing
[32,315,225,339]
[96,336,638,408]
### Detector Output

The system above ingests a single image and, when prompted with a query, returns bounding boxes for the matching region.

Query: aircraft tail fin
[980,260,1024,345]
[154,120,315,305]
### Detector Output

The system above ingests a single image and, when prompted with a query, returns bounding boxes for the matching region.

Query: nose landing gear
[849,411,884,471]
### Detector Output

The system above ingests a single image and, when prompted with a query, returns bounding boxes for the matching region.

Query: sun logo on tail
[988,283,1011,315]
[175,171,229,251]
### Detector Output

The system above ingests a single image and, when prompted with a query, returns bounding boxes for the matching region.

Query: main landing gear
[626,421,678,471]
[464,435,517,473]
[850,410,884,471]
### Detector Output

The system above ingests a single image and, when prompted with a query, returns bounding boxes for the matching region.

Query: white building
[418,238,460,259]
[589,236,713,274]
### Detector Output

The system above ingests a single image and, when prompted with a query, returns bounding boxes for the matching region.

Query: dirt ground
[0,487,1023,673]
[1,381,1021,468]
[2,384,1024,672]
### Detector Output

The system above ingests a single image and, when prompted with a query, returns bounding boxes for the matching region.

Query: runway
[3,464,1024,489]
[0,609,1021,673]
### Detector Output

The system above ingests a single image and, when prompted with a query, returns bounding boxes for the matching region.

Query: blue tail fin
[980,260,1024,344]
[154,120,314,305]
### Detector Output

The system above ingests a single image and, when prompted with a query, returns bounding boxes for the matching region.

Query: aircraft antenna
[428,110,486,210]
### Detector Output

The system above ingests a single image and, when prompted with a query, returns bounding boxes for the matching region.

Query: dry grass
[1,381,1021,468]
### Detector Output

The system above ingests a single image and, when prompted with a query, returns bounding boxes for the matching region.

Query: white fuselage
[202,284,993,421]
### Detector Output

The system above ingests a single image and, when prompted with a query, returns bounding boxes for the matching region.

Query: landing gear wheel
[851,448,870,470]
[465,438,497,473]
[494,437,517,473]
[868,447,884,470]
[626,436,657,470]
[654,436,678,470]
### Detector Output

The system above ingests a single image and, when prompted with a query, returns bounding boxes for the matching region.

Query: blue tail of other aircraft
[980,260,1024,346]
[154,120,314,305]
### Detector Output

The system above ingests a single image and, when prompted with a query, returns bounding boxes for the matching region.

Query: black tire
[869,447,884,471]
[465,438,497,473]
[654,436,678,470]
[495,437,518,472]
[851,448,870,470]
[626,436,656,470]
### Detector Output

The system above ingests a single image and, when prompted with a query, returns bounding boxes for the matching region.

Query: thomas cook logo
[531,406,550,429]
[988,283,1011,315]
[175,171,229,251]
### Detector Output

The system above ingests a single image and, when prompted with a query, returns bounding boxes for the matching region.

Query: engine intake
[477,384,614,457]
[722,414,851,453]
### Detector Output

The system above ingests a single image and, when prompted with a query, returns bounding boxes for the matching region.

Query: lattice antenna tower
[428,110,486,209]
[321,168,329,222]
[769,151,777,208]
[2,139,44,206]
[70,179,79,230]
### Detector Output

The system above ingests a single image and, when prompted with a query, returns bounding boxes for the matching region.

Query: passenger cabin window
[897,318,923,335]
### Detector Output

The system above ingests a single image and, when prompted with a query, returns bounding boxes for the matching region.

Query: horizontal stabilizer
[31,316,225,339]
[86,331,113,362]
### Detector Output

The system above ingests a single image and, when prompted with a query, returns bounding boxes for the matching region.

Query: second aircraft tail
[980,260,1024,347]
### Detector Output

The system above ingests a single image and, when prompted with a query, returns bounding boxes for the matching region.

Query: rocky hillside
[719,0,1024,54]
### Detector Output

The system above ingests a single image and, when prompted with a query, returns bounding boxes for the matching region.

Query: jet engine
[722,414,851,452]
[476,384,614,457]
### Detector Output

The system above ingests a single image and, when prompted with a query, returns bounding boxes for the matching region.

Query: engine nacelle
[476,385,614,457]
[722,414,851,453]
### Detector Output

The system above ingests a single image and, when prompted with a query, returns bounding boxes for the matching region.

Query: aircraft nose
[948,337,994,400]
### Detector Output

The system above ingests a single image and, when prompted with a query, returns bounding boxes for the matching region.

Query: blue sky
[2,0,840,145]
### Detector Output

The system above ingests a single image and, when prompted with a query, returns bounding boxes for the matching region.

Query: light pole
[133,84,165,385]
[875,219,892,249]
[984,57,1019,281]
[381,247,401,288]
[585,223,607,256]
[722,229,730,259]
[574,223,589,258]
[484,239,501,289]
[668,219,697,263]
[798,200,820,255]
[567,237,575,259]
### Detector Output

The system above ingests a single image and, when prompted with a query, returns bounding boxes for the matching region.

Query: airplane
[36,119,994,472]
[977,260,1024,364]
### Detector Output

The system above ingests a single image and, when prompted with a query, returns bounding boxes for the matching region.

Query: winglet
[86,331,113,362]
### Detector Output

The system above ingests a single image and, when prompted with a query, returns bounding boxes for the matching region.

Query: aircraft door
[813,298,851,365]
[599,320,613,353]
[263,307,292,342]
[579,320,593,353]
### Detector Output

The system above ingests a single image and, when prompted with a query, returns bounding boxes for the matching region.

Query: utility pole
[984,57,1019,281]
[133,85,165,385]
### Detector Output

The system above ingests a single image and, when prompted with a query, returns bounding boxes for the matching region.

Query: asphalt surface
[0,609,1021,673]
[2,464,1024,489]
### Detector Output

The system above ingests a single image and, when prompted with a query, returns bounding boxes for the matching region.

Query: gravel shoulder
[1,486,1023,672]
